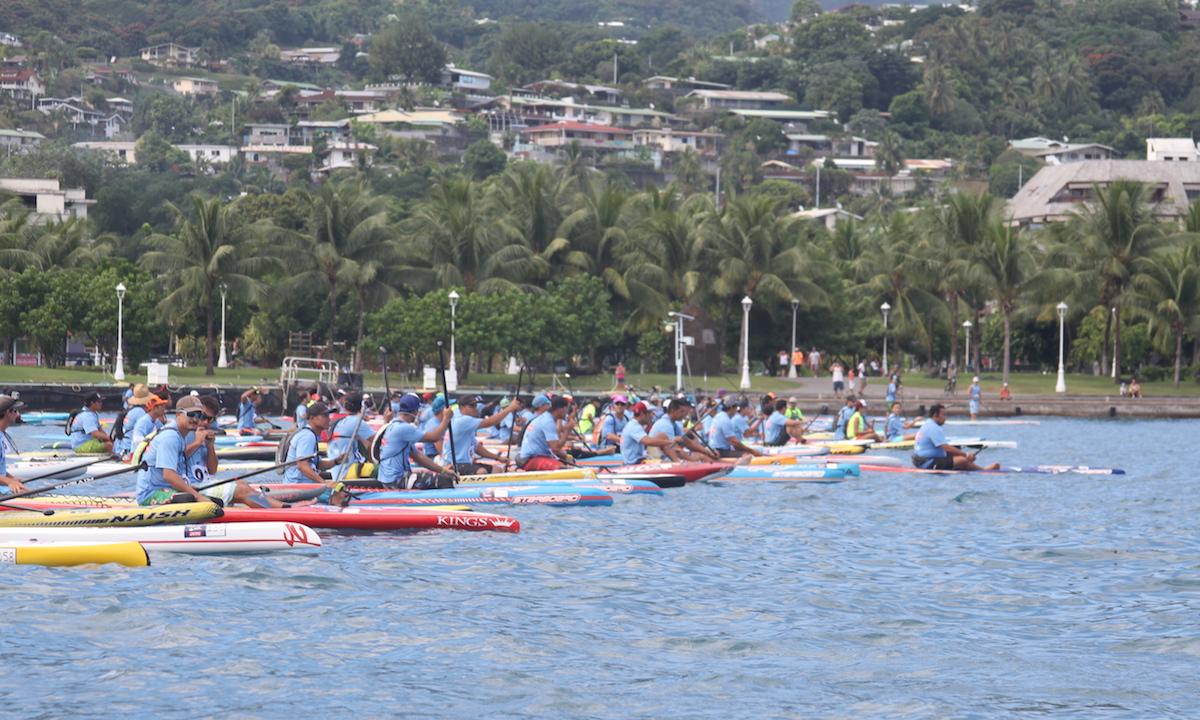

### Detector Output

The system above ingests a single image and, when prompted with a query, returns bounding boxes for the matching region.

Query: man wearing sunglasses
[600,395,631,449]
[0,394,29,493]
[445,395,522,475]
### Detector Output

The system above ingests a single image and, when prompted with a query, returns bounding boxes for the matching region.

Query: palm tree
[490,163,579,286]
[621,194,711,331]
[922,63,958,116]
[1129,243,1200,387]
[557,178,632,300]
[1060,180,1167,382]
[970,220,1037,385]
[874,132,906,179]
[275,182,397,370]
[927,192,1001,369]
[401,177,538,295]
[704,194,830,360]
[0,212,113,276]
[141,195,277,375]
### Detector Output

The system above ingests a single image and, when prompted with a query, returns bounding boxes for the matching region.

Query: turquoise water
[2,418,1199,718]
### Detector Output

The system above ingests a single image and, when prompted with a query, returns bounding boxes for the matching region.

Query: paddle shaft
[378,346,392,402]
[436,341,459,473]
[0,461,147,505]
[194,453,320,491]
[502,363,524,471]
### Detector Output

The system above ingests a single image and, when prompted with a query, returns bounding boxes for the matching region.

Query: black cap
[84,391,103,405]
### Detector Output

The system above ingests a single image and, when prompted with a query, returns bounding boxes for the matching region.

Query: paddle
[436,341,459,476]
[193,453,321,492]
[379,346,392,405]
[498,363,524,474]
[0,460,147,513]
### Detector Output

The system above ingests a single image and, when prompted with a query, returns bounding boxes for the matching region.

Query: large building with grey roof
[1006,160,1200,227]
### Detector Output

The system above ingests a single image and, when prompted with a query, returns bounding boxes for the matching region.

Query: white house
[683,90,791,110]
[140,43,201,68]
[176,144,238,164]
[73,141,138,163]
[440,65,493,92]
[1146,138,1199,162]
[0,128,44,151]
[0,69,45,100]
[0,178,93,220]
[316,141,377,175]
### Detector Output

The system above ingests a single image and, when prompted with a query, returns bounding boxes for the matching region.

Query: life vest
[131,424,182,466]
[847,411,869,438]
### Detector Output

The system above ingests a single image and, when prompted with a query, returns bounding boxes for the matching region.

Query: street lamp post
[1056,301,1068,393]
[740,296,753,390]
[114,283,126,381]
[880,302,891,376]
[217,282,229,368]
[963,320,972,373]
[448,290,459,390]
[668,311,695,393]
[788,297,799,379]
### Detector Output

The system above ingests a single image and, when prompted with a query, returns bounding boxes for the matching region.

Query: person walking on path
[613,362,626,391]
[792,348,805,377]
[778,350,789,377]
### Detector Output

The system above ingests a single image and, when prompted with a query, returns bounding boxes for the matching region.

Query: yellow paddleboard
[1,541,149,567]
[454,468,596,485]
[871,440,915,450]
[0,503,223,528]
[827,445,866,455]
[750,455,797,465]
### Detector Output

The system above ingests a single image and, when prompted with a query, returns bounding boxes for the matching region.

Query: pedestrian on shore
[614,361,626,391]
[969,376,982,420]
[809,348,821,377]
[792,347,805,376]
[1129,378,1142,398]
[778,350,789,377]
[830,361,845,399]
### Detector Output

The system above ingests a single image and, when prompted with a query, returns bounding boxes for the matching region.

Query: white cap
[973,376,980,382]
[189,390,200,396]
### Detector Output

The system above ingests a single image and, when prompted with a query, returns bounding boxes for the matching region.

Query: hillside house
[440,65,493,92]
[316,141,376,175]
[684,90,791,110]
[519,121,633,152]
[140,43,201,68]
[0,178,93,220]
[0,128,44,151]
[1006,160,1200,226]
[172,77,218,95]
[0,69,44,101]
[1146,138,1199,162]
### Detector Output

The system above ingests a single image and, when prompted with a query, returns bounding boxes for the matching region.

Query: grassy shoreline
[1,365,1197,398]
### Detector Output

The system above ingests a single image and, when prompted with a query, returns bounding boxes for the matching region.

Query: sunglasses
[183,410,206,419]
[614,402,628,406]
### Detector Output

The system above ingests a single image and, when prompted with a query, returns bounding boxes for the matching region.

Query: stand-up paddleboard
[338,485,613,508]
[8,457,99,481]
[870,437,1015,450]
[718,466,849,482]
[604,462,731,483]
[0,540,149,567]
[0,502,223,527]
[858,464,1125,475]
[0,521,321,553]
[215,505,521,532]
[18,411,71,425]
[785,454,904,467]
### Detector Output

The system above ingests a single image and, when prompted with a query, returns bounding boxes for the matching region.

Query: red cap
[632,401,649,415]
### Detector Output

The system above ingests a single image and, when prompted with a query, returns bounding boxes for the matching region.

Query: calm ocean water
[2,417,1198,719]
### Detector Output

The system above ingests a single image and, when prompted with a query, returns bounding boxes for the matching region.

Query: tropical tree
[1059,180,1167,382]
[490,163,578,284]
[275,182,398,370]
[557,178,632,300]
[0,211,113,276]
[1129,243,1200,387]
[622,194,710,331]
[927,192,1001,369]
[970,220,1037,384]
[140,195,277,375]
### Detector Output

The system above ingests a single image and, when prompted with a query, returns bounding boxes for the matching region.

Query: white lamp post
[963,320,972,373]
[880,301,891,376]
[668,311,694,393]
[1111,306,1118,378]
[217,281,229,368]
[740,296,753,390]
[114,283,126,381]
[788,297,799,379]
[448,290,459,390]
[1056,301,1068,393]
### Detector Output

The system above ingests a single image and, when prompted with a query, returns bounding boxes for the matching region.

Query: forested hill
[0,0,765,45]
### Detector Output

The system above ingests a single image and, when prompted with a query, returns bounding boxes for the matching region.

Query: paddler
[237,387,267,435]
[284,401,350,491]
[419,394,454,460]
[289,385,320,432]
[377,392,456,489]
[114,384,154,457]
[517,396,576,470]
[445,394,522,474]
[326,392,385,482]
[136,396,292,507]
[620,401,681,465]
[784,397,803,422]
[130,395,170,458]
[485,397,518,442]
[708,401,763,458]
[578,396,603,437]
[0,394,29,493]
[832,395,856,441]
[68,391,113,454]
[651,398,717,461]
[599,394,631,449]
[845,400,882,442]
[885,402,919,442]
[763,399,806,446]
[911,403,999,471]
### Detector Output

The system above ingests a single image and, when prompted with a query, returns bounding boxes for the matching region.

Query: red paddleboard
[213,505,521,533]
[604,462,731,483]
